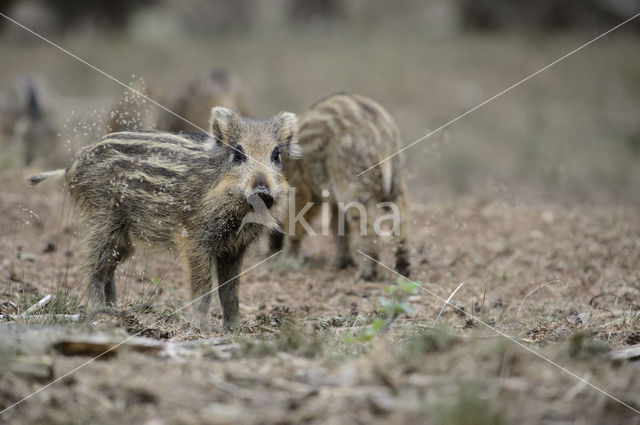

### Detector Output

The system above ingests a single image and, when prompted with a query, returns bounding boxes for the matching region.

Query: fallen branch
[51,335,239,361]
[0,313,81,322]
[610,345,640,362]
[27,314,81,322]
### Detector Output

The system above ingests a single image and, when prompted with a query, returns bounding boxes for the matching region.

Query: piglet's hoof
[190,313,213,333]
[222,319,239,333]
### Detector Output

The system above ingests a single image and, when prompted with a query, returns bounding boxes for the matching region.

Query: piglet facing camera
[29,107,299,332]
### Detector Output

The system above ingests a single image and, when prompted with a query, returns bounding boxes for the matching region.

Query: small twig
[588,292,618,313]
[256,325,278,333]
[25,314,81,322]
[432,282,464,327]
[21,294,52,317]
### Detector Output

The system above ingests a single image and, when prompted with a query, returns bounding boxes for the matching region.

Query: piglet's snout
[249,173,274,209]
[249,184,273,209]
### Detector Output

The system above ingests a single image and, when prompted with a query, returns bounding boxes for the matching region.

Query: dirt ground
[1,15,640,424]
[1,169,639,424]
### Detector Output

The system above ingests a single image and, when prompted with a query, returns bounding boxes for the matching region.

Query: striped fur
[31,108,299,332]
[282,93,410,279]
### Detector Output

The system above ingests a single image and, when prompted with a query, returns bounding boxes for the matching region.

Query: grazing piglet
[29,107,300,331]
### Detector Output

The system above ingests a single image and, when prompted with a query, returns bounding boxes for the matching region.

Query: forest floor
[1,170,639,424]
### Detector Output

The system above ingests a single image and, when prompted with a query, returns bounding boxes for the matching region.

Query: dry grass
[1,169,639,423]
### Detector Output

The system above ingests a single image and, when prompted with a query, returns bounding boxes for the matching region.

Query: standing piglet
[276,93,410,280]
[29,107,299,331]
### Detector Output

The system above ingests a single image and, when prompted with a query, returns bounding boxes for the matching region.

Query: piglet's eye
[231,145,246,165]
[271,147,281,164]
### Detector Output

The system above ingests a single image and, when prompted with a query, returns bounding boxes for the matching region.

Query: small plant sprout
[343,277,420,344]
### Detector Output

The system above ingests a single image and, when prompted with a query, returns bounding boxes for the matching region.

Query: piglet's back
[65,131,228,243]
[67,131,226,207]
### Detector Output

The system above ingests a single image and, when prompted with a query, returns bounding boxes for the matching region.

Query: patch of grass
[434,385,505,425]
[43,288,85,315]
[620,308,640,328]
[240,321,328,359]
[18,290,42,313]
[401,328,459,357]
[395,327,460,372]
[343,277,420,344]
[17,287,85,324]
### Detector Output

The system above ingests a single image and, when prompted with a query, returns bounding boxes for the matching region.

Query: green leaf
[342,332,355,345]
[152,277,161,286]
[372,318,387,330]
[358,327,377,342]
[397,277,419,295]
[382,285,398,294]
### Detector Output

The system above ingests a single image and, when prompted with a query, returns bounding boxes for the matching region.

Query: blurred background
[1,0,639,205]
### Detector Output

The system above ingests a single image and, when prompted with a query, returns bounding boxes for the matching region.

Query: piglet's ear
[210,107,239,144]
[274,111,301,159]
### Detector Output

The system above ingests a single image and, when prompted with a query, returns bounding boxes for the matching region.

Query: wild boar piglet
[29,107,300,331]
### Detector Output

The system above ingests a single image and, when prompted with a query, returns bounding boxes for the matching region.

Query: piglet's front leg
[216,251,244,332]
[187,250,214,333]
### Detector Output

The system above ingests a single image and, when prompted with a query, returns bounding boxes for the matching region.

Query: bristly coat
[277,93,410,280]
[30,107,299,332]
